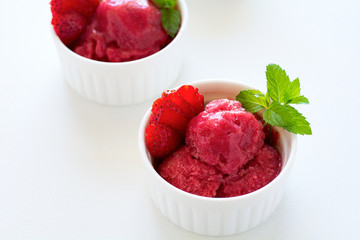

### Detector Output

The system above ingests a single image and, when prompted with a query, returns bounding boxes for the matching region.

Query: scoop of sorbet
[216,144,282,197]
[158,146,223,197]
[74,0,169,62]
[186,99,265,175]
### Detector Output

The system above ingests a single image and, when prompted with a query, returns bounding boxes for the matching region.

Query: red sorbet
[158,146,223,197]
[186,99,265,175]
[73,0,169,62]
[216,144,282,197]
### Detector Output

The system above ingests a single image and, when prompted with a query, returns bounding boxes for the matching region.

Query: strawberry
[162,89,198,119]
[177,85,205,113]
[146,84,205,158]
[145,123,182,159]
[150,96,189,136]
[50,0,99,20]
[50,0,100,46]
[52,11,87,46]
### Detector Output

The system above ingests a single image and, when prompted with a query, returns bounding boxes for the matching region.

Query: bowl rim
[51,0,188,66]
[138,78,297,203]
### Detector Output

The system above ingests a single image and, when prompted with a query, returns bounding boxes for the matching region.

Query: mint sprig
[153,0,181,38]
[236,64,312,135]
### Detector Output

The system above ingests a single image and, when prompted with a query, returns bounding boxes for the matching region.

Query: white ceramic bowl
[52,0,188,106]
[138,79,297,236]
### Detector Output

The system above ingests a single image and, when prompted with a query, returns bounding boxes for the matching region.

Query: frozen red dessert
[217,144,282,197]
[158,146,222,197]
[186,99,265,175]
[51,0,177,62]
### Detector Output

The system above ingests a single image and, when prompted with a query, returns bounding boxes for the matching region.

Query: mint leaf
[284,77,309,105]
[288,95,309,104]
[266,64,291,103]
[282,105,312,135]
[154,0,180,38]
[263,101,289,127]
[236,90,267,113]
[284,105,312,135]
[160,8,180,38]
[153,0,176,8]
[284,77,300,102]
[263,102,311,135]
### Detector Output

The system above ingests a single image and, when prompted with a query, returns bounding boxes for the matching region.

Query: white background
[1,0,359,239]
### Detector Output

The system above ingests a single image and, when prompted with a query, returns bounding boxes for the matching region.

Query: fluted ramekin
[51,0,188,106]
[138,79,297,236]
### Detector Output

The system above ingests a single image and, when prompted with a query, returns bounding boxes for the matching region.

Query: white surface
[0,0,359,239]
